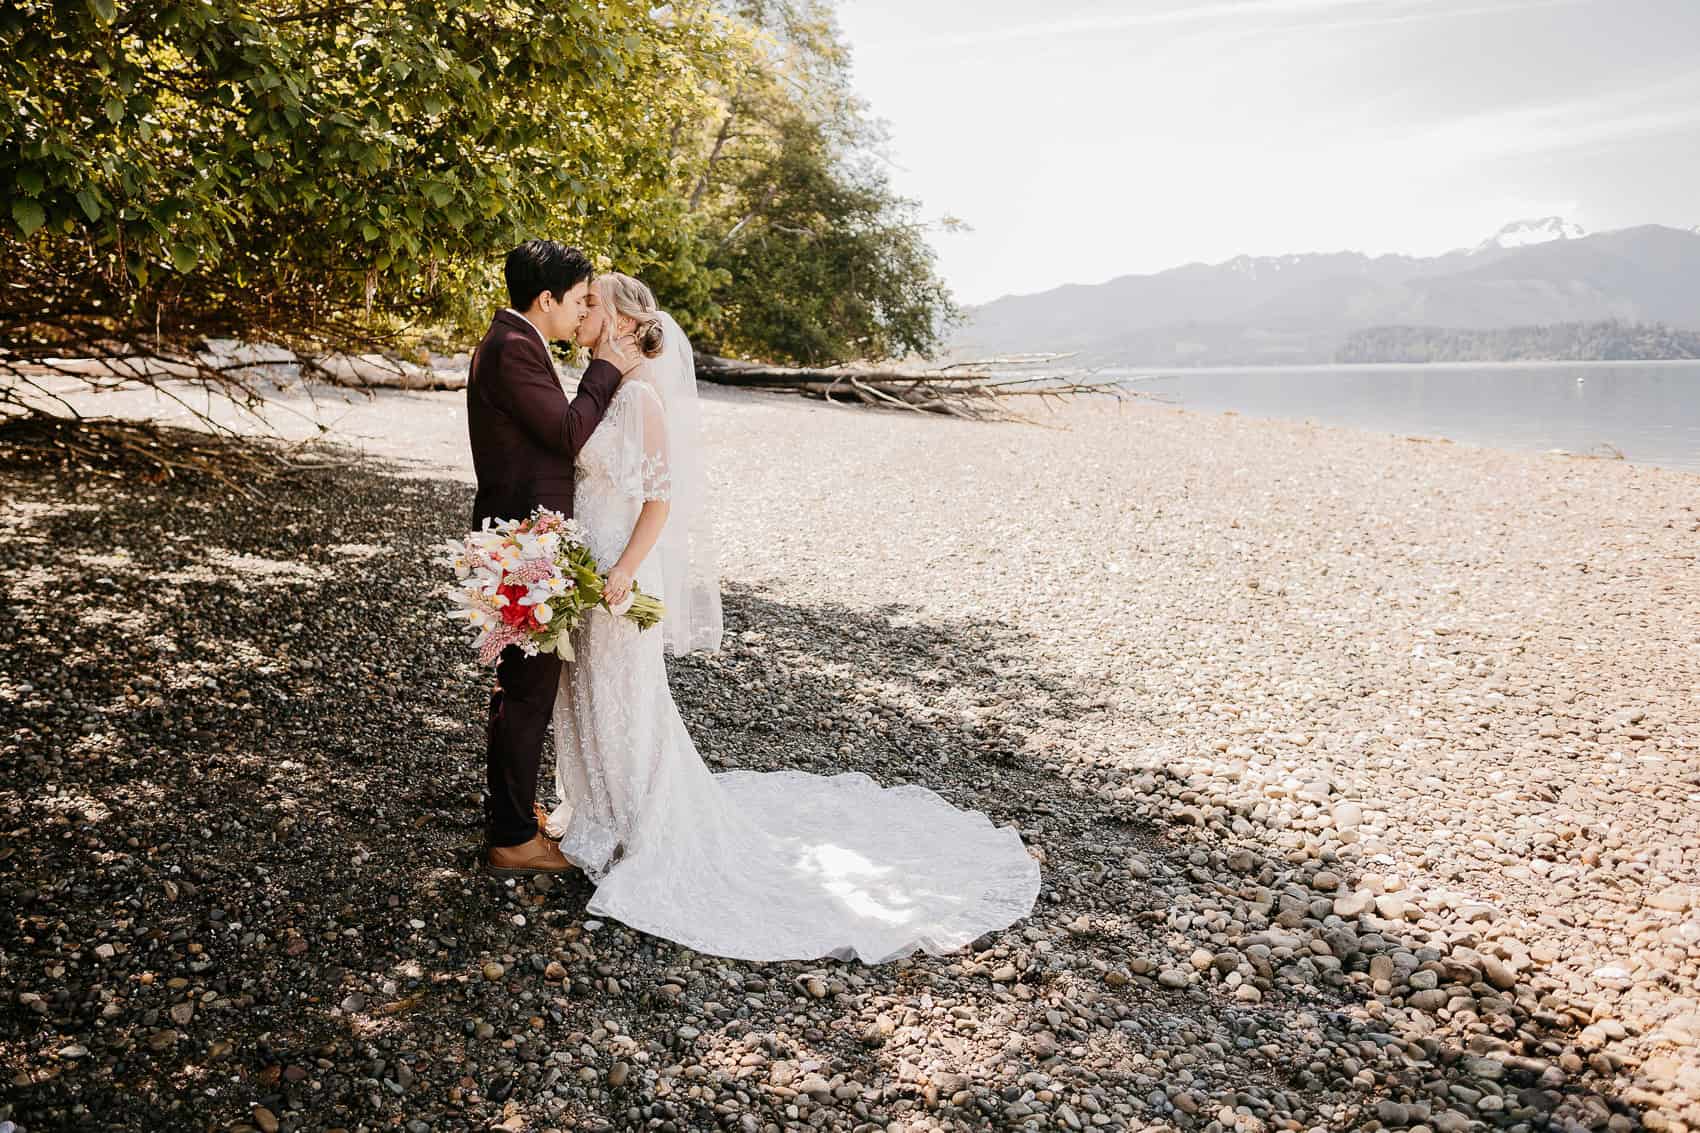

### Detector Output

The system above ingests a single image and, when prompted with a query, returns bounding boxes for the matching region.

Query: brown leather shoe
[485,832,575,877]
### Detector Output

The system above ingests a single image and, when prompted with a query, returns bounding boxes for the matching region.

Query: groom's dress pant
[486,645,563,847]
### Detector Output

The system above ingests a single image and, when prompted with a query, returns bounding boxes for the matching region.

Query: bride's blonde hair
[594,272,666,358]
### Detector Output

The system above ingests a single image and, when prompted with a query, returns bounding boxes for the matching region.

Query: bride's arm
[602,384,673,607]
[603,500,669,607]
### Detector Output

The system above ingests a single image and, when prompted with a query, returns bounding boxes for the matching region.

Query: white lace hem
[579,769,1041,964]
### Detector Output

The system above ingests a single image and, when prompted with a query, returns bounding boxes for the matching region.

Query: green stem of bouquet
[622,591,665,631]
[569,562,665,631]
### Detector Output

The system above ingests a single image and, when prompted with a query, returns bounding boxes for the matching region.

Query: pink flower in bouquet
[508,559,556,585]
[477,625,524,665]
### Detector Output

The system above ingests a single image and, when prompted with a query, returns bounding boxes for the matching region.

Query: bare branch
[694,353,1128,422]
[715,182,781,251]
[688,89,744,212]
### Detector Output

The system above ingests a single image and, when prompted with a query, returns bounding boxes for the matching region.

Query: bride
[539,273,1039,963]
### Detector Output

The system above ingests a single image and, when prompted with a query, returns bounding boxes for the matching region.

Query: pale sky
[834,0,1700,304]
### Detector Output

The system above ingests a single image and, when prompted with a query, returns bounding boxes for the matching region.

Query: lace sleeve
[610,381,671,504]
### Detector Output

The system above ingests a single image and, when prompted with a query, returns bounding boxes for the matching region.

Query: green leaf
[0,0,832,361]
[12,199,46,235]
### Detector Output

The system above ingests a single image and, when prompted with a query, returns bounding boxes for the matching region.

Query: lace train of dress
[544,379,1040,963]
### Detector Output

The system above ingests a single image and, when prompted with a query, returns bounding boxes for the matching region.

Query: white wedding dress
[542,360,1040,964]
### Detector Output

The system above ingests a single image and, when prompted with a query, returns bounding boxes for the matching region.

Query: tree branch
[688,90,743,212]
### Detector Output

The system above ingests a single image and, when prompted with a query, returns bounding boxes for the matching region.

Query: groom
[468,240,638,876]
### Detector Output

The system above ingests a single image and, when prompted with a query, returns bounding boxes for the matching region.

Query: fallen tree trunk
[7,344,471,394]
[692,352,1119,421]
[300,351,468,391]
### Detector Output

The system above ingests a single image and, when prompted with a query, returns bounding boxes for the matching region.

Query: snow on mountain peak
[1475,216,1586,253]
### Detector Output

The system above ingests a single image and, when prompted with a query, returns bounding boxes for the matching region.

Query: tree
[631,0,961,364]
[1336,321,1700,363]
[1,0,960,462]
[1,0,734,414]
[707,111,958,363]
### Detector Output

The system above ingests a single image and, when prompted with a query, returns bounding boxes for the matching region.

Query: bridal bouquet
[444,508,663,664]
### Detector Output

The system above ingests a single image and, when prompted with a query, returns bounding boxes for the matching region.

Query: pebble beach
[2,379,1697,1133]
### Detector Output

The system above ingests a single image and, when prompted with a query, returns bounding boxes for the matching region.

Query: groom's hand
[593,332,644,377]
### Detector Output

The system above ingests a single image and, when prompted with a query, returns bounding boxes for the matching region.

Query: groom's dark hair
[505,239,594,312]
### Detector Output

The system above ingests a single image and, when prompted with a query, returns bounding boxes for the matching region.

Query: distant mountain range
[953,221,1700,366]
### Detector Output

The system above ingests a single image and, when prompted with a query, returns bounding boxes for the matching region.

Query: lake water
[1103,361,1700,473]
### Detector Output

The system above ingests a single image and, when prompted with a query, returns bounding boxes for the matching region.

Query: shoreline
[12,367,1700,479]
[1106,356,1700,375]
[1128,399,1700,476]
[2,382,1697,1131]
[1111,362,1700,475]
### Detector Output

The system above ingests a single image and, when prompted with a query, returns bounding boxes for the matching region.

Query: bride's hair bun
[595,271,668,359]
[635,317,666,358]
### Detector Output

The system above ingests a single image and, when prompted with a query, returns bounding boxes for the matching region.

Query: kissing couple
[464,239,1039,963]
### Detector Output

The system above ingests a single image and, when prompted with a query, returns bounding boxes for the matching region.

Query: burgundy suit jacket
[466,309,623,528]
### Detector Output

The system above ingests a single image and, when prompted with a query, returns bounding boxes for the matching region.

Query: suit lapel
[494,309,553,368]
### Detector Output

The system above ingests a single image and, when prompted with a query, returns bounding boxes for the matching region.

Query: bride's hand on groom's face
[593,332,644,377]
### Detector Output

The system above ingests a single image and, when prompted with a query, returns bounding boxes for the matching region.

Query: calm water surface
[1106,361,1700,473]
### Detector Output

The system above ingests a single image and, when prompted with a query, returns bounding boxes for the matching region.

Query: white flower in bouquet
[441,540,475,579]
[444,506,664,666]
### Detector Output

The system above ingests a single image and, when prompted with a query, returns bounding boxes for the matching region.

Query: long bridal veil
[647,312,722,656]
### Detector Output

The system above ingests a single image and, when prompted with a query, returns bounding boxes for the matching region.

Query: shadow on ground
[0,458,1648,1133]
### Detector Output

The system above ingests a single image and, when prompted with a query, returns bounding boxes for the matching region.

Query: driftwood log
[692,352,1119,421]
[5,344,469,395]
[1,339,441,489]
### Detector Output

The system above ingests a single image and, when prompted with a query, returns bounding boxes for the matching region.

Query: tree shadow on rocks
[0,464,523,1132]
[0,460,1656,1133]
